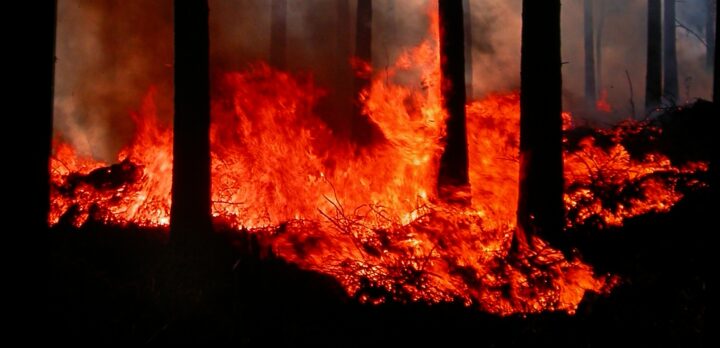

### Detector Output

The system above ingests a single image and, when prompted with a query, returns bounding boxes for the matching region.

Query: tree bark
[707,0,716,71]
[517,0,566,253]
[663,0,679,103]
[584,0,597,106]
[645,0,662,111]
[463,0,473,100]
[437,0,470,205]
[270,0,287,70]
[171,0,212,246]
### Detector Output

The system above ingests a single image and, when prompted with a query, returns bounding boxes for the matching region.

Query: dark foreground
[43,189,711,346]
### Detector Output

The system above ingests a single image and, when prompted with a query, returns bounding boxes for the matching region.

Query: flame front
[49,12,707,316]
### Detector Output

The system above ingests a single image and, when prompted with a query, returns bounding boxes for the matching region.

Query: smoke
[54,0,715,158]
[54,0,173,161]
[559,0,713,122]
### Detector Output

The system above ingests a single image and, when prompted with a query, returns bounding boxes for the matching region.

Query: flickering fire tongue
[49,12,707,316]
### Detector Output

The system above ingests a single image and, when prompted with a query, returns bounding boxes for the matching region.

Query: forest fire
[48,8,709,317]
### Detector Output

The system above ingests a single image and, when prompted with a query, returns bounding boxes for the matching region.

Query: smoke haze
[54,0,715,159]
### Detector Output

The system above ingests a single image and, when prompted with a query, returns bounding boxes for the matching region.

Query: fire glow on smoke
[49,11,708,315]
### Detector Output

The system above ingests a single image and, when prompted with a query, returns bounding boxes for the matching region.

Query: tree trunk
[596,0,605,91]
[713,0,720,102]
[517,0,566,253]
[32,0,56,234]
[171,0,212,246]
[463,0,473,100]
[355,0,372,66]
[663,0,678,103]
[645,0,662,111]
[383,0,397,65]
[336,0,352,132]
[270,0,287,70]
[584,0,597,106]
[707,0,716,71]
[437,0,470,205]
[352,0,372,142]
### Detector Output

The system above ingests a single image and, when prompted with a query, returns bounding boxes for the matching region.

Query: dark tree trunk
[584,0,597,106]
[437,0,470,205]
[337,0,351,68]
[171,0,212,246]
[355,0,372,67]
[713,0,720,102]
[645,0,662,111]
[517,0,566,253]
[336,0,353,132]
[596,0,605,91]
[352,0,372,141]
[463,0,473,100]
[270,0,287,70]
[707,0,716,71]
[30,0,56,234]
[663,0,678,103]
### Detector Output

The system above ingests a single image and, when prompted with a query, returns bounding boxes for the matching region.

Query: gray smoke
[54,0,715,160]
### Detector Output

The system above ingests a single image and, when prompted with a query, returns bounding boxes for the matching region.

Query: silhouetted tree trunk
[463,0,473,100]
[270,0,287,70]
[352,0,372,141]
[584,0,597,105]
[713,0,720,102]
[30,0,56,234]
[355,0,372,68]
[645,0,662,111]
[707,0,716,71]
[516,0,566,253]
[336,0,353,132]
[596,0,606,91]
[437,0,470,205]
[664,0,678,102]
[171,0,212,247]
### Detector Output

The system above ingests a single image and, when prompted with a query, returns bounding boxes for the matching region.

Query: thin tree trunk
[596,0,605,91]
[517,0,566,253]
[437,0,470,205]
[645,0,662,111]
[352,0,372,141]
[34,0,56,233]
[355,0,372,65]
[270,0,287,70]
[707,0,716,71]
[713,0,720,102]
[336,0,352,132]
[171,0,212,246]
[664,0,679,103]
[463,0,473,100]
[584,0,597,106]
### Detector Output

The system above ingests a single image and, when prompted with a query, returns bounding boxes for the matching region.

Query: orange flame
[49,10,707,315]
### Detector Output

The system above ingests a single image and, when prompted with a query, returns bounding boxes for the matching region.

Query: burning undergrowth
[49,14,709,316]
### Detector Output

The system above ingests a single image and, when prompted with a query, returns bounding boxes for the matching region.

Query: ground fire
[47,8,710,317]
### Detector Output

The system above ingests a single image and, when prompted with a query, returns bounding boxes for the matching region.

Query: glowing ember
[49,11,708,316]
